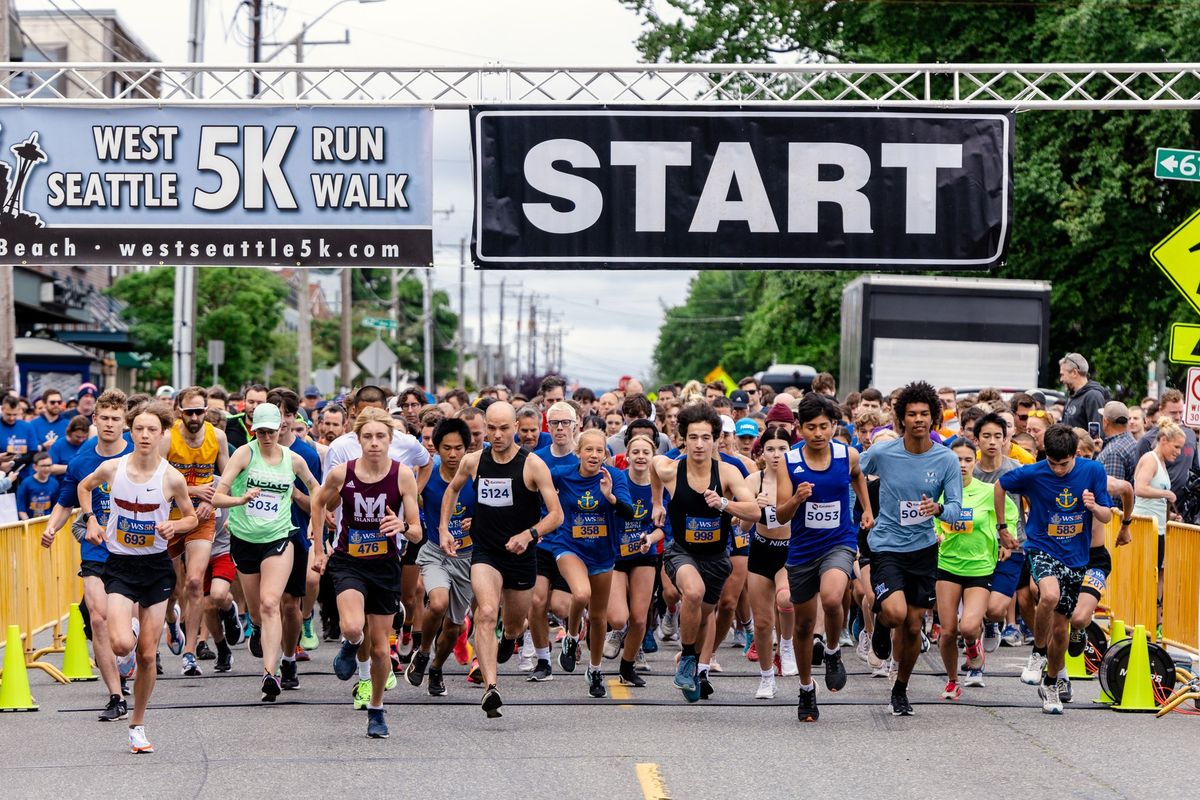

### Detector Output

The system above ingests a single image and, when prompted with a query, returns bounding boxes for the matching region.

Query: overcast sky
[16,0,697,389]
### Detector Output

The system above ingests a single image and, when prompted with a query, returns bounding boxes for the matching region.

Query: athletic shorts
[614,554,659,574]
[471,544,537,592]
[989,550,1026,598]
[103,552,177,608]
[857,527,872,567]
[230,535,290,575]
[327,551,401,616]
[1158,534,1165,572]
[546,538,615,576]
[416,542,472,625]
[285,530,308,599]
[401,537,424,567]
[167,515,216,559]
[747,532,789,579]
[536,545,569,593]
[787,546,855,604]
[1027,549,1084,617]
[1080,545,1112,600]
[79,559,106,580]
[662,540,731,607]
[870,543,938,611]
[204,552,236,594]
[935,569,993,591]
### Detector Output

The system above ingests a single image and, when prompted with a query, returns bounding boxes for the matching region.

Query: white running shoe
[658,609,679,641]
[839,628,856,648]
[1039,680,1063,714]
[871,656,893,678]
[129,725,154,754]
[517,651,535,672]
[755,673,777,699]
[779,639,798,677]
[963,668,986,687]
[603,629,625,660]
[634,648,651,673]
[709,658,723,673]
[1021,652,1048,685]
[856,630,871,663]
[520,630,535,659]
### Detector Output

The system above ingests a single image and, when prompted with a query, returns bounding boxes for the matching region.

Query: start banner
[0,106,432,267]
[471,106,1011,270]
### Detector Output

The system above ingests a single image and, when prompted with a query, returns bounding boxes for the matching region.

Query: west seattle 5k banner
[471,106,1012,270]
[0,106,432,267]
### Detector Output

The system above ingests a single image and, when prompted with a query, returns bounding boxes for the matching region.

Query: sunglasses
[1027,410,1050,419]
[180,408,207,417]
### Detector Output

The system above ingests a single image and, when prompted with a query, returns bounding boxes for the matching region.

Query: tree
[629,0,1200,393]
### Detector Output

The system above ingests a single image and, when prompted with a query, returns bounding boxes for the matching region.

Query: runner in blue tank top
[776,394,872,721]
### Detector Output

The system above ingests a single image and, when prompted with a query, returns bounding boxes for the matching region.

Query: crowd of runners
[4,352,1192,752]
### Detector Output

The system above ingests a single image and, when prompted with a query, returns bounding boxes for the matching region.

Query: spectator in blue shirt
[16,452,59,520]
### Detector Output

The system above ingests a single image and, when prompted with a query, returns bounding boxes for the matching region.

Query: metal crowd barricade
[0,513,81,683]
[1163,521,1200,662]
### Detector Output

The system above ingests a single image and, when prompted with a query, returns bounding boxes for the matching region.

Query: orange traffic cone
[0,625,38,711]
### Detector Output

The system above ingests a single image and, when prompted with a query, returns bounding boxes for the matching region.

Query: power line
[65,0,143,55]
[43,0,131,62]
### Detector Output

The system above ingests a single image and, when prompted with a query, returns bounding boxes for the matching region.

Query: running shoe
[558,635,579,673]
[674,654,698,693]
[642,628,658,654]
[366,708,389,738]
[634,649,650,673]
[942,680,962,700]
[709,658,722,673]
[406,650,430,687]
[746,641,759,662]
[300,613,319,652]
[1020,652,1048,685]
[214,646,233,673]
[518,650,535,672]
[888,660,899,686]
[280,659,299,690]
[165,612,184,656]
[384,669,397,691]
[120,677,131,697]
[871,656,892,678]
[755,673,777,699]
[919,631,931,654]
[181,652,201,676]
[129,725,154,754]
[261,672,282,702]
[98,694,127,722]
[856,630,872,663]
[823,648,847,692]
[196,641,215,661]
[603,630,625,660]
[797,684,819,722]
[732,628,746,648]
[222,601,244,645]
[963,668,985,687]
[333,639,359,681]
[982,622,1002,653]
[353,679,372,709]
[322,619,341,642]
[890,685,914,716]
[742,627,754,655]
[619,661,646,687]
[1067,627,1087,659]
[698,669,714,700]
[963,641,984,671]
[1018,621,1034,645]
[116,646,136,680]
[295,646,310,663]
[427,667,447,696]
[871,618,892,661]
[929,622,941,644]
[249,627,263,659]
[1000,624,1023,647]
[156,652,163,675]
[1057,676,1073,704]
[587,668,607,698]
[659,608,679,641]
[467,659,483,685]
[1039,679,1063,714]
[780,639,798,677]
[528,659,553,682]
[810,634,825,667]
[773,650,782,677]
[481,685,504,718]
[839,627,856,648]
[454,622,473,666]
[496,635,517,665]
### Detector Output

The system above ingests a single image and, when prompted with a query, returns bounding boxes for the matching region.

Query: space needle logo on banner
[0,129,48,231]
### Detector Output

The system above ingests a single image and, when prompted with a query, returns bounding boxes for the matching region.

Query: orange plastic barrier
[1163,521,1200,657]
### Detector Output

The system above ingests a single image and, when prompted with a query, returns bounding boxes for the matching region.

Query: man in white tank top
[78,402,196,756]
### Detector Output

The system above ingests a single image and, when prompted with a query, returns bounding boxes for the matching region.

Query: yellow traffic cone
[1065,645,1092,680]
[60,604,97,682]
[1109,619,1127,644]
[1113,625,1159,713]
[0,625,38,712]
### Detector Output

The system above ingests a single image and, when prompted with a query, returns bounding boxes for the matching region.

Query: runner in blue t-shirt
[16,452,59,519]
[997,423,1112,715]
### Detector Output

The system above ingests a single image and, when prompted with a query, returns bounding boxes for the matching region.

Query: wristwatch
[718,497,730,512]
[527,526,540,543]
[80,511,92,524]
[997,523,1008,531]
[1121,518,1133,526]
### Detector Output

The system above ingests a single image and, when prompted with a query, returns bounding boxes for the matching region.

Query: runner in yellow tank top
[159,386,230,677]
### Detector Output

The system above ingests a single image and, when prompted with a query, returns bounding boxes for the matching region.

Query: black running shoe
[619,662,646,687]
[1067,627,1087,659]
[214,646,233,673]
[120,677,131,697]
[557,636,578,673]
[280,659,300,690]
[496,635,517,665]
[98,694,127,722]
[797,684,819,722]
[261,673,282,702]
[824,647,847,693]
[481,685,503,718]
[890,686,914,716]
[588,668,607,698]
[811,634,825,670]
[698,669,714,700]
[221,602,244,645]
[528,659,553,682]
[871,617,892,661]
[249,628,263,659]
[196,641,216,661]
[155,652,163,675]
[427,666,446,697]
[406,650,430,687]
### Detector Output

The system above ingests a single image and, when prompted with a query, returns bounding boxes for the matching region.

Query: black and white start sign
[470,106,1012,270]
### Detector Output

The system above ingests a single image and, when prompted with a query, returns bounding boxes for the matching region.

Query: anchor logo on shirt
[579,490,599,511]
[1054,488,1077,510]
[452,501,467,517]
[631,499,647,520]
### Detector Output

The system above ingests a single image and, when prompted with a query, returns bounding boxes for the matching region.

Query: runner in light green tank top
[228,440,296,544]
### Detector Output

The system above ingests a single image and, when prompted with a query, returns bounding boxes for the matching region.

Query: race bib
[805,501,840,530]
[478,478,513,507]
[115,516,156,549]
[763,505,780,529]
[619,520,647,557]
[684,515,720,545]
[945,508,974,535]
[571,511,607,540]
[6,438,28,455]
[246,491,281,520]
[347,527,386,558]
[732,530,750,550]
[1048,517,1083,537]
[1082,568,1106,593]
[899,500,931,527]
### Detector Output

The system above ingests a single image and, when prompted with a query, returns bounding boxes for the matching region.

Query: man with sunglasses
[161,386,230,676]
[1059,353,1110,430]
[737,377,763,414]
[31,389,71,452]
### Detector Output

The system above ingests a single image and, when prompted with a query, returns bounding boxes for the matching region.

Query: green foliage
[630,0,1200,393]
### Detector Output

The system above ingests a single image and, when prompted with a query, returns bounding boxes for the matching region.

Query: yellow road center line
[636,762,671,800]
[608,678,631,701]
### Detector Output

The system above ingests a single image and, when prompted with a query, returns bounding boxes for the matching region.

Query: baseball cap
[76,382,98,400]
[719,414,736,435]
[1102,400,1130,424]
[729,389,750,409]
[735,419,759,438]
[303,385,321,398]
[251,403,282,431]
[155,385,176,399]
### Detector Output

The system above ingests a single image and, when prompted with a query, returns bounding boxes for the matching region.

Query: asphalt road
[3,630,1198,800]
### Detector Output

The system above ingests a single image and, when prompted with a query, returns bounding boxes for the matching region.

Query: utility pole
[544,309,552,375]
[249,0,264,97]
[187,0,205,95]
[340,267,352,389]
[296,273,311,392]
[515,291,524,382]
[0,0,12,393]
[423,268,434,392]
[457,238,465,388]
[528,296,537,376]
[497,277,506,383]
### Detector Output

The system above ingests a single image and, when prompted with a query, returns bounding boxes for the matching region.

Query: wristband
[1122,518,1132,526]
[527,526,540,543]
[997,523,1008,530]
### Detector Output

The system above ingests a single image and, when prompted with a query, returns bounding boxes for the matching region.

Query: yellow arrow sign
[1151,208,1200,316]
[1168,322,1200,365]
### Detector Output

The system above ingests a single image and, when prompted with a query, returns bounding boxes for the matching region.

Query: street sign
[1168,323,1200,365]
[207,339,225,366]
[312,368,338,397]
[356,339,398,378]
[1150,208,1200,317]
[362,317,398,331]
[1155,148,1200,181]
[1186,367,1200,427]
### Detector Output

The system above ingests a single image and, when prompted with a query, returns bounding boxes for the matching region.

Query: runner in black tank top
[668,458,731,556]
[473,446,542,554]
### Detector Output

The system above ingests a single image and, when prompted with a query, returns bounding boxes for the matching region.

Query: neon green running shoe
[300,614,319,651]
[353,679,372,710]
[385,670,397,691]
